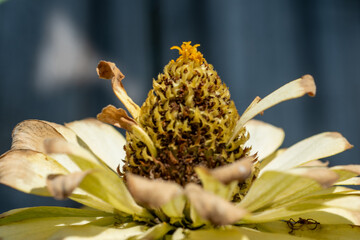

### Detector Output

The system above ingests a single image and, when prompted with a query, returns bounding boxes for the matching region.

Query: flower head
[1,42,360,239]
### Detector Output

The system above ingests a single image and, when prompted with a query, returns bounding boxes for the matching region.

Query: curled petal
[210,157,253,184]
[97,105,157,157]
[46,171,92,200]
[185,183,248,226]
[97,61,140,119]
[126,173,183,209]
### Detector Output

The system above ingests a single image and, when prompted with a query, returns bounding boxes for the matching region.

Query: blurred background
[0,0,359,212]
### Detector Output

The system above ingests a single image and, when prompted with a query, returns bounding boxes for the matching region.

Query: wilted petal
[97,61,140,119]
[126,173,183,209]
[261,132,353,173]
[244,120,285,161]
[47,171,92,200]
[0,150,68,196]
[210,157,253,185]
[185,183,248,226]
[229,75,316,143]
[10,120,80,172]
[65,118,127,173]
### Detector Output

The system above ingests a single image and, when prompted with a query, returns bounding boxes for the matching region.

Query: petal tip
[301,74,316,97]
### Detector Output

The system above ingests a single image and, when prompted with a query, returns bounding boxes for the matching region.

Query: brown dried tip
[97,61,140,119]
[210,157,254,184]
[97,61,125,81]
[46,171,91,200]
[97,105,137,132]
[126,173,183,209]
[185,183,248,225]
[301,74,316,97]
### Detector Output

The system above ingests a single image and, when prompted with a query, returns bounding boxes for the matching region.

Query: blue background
[0,0,359,212]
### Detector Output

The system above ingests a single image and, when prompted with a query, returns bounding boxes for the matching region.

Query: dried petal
[46,171,92,200]
[185,183,248,225]
[97,105,136,131]
[210,157,253,184]
[126,173,183,209]
[97,61,140,119]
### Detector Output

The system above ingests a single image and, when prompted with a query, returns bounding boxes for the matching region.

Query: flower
[1,42,360,240]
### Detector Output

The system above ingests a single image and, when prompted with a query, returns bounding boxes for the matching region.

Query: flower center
[123,42,250,186]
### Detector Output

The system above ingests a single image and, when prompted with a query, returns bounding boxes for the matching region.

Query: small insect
[286,218,320,234]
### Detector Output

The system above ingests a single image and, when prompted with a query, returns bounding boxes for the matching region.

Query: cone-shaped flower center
[123,42,250,186]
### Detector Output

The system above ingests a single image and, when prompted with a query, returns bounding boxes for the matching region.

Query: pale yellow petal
[0,216,110,240]
[299,208,360,225]
[259,149,286,170]
[244,120,285,160]
[238,169,338,212]
[186,226,308,240]
[229,75,316,143]
[65,118,126,173]
[49,225,147,240]
[256,221,360,240]
[261,132,353,173]
[336,177,360,185]
[195,167,238,201]
[241,194,360,223]
[331,165,360,183]
[131,223,174,240]
[0,206,111,225]
[54,153,151,218]
[0,150,68,196]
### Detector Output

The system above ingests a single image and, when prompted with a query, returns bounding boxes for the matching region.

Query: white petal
[65,118,126,172]
[244,120,285,160]
[261,132,353,173]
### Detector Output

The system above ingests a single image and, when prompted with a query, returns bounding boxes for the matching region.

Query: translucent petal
[244,120,284,160]
[65,118,126,173]
[0,150,68,196]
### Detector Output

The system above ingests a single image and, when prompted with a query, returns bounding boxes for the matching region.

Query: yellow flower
[1,42,360,239]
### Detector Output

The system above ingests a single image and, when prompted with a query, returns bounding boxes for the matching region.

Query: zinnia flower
[1,42,360,240]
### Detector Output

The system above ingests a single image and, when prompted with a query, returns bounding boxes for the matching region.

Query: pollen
[170,41,205,65]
